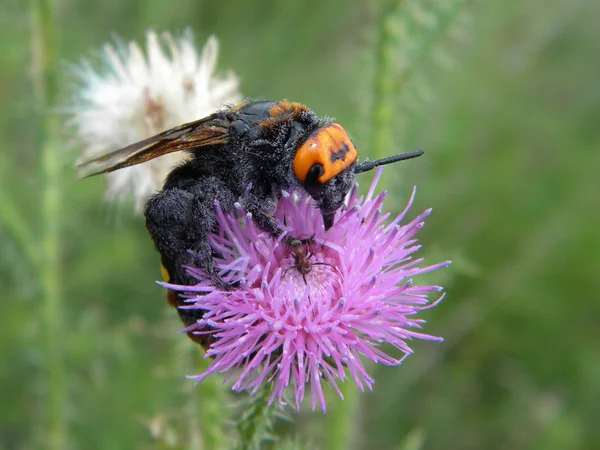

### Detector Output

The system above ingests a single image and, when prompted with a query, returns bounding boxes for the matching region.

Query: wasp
[78,100,423,345]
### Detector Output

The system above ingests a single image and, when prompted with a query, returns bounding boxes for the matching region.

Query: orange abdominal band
[160,264,170,282]
[293,123,358,184]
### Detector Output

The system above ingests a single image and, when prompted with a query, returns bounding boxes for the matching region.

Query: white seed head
[67,30,242,213]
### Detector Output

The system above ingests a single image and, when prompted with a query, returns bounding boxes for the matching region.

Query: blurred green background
[2,0,600,449]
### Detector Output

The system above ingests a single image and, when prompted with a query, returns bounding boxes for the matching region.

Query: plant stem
[31,0,66,448]
[370,0,403,161]
[236,384,278,450]
[397,0,465,88]
[0,190,38,266]
[327,382,360,450]
[325,2,405,448]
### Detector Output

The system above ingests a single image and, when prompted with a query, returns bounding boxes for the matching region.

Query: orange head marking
[293,124,358,184]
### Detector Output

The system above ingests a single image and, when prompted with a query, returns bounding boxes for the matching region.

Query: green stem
[0,190,38,266]
[236,384,278,450]
[327,382,360,450]
[370,0,403,161]
[31,1,66,448]
[397,0,465,88]
[325,2,405,448]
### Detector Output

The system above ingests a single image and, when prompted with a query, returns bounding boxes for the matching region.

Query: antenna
[354,149,424,174]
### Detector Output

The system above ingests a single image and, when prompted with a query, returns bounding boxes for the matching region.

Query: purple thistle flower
[161,168,450,412]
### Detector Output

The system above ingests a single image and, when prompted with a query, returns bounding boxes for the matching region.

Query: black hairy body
[144,101,355,334]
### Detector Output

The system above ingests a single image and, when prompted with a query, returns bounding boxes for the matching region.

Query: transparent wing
[76,115,229,178]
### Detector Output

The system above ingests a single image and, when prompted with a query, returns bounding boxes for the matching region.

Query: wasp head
[293,123,358,229]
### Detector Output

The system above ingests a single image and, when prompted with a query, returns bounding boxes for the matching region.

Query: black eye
[304,164,325,195]
[305,164,324,185]
[231,120,249,138]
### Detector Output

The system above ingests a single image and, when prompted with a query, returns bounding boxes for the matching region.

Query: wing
[75,114,229,178]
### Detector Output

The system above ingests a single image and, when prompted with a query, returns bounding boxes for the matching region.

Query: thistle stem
[325,2,405,447]
[370,0,403,161]
[397,0,465,88]
[31,0,66,448]
[236,384,278,450]
[327,382,360,450]
[0,191,38,266]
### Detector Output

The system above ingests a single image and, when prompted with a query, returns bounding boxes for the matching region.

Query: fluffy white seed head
[67,30,242,212]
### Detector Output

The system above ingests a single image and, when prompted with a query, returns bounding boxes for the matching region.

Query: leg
[145,179,235,349]
[145,187,212,284]
[242,186,305,248]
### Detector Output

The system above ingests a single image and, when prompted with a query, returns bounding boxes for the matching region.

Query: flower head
[163,169,450,412]
[67,30,241,212]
